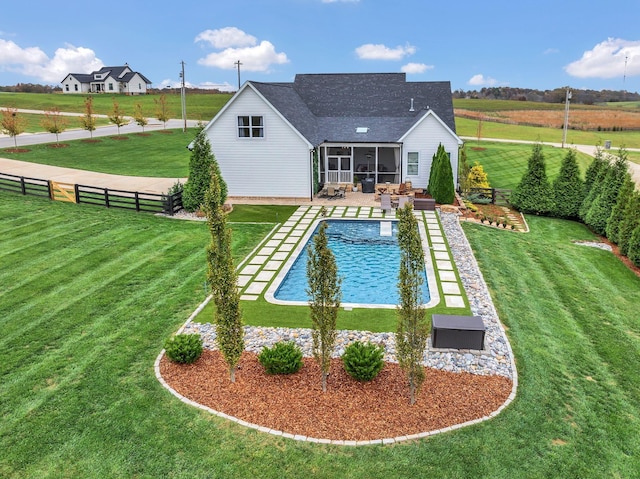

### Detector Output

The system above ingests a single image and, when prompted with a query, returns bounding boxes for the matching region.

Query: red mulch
[160,350,512,441]
[110,136,129,140]
[135,133,152,137]
[47,143,69,148]
[3,148,30,153]
[157,130,173,134]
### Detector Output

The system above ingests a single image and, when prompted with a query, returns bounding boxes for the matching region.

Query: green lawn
[6,113,111,134]
[464,141,595,190]
[1,129,197,177]
[2,191,640,478]
[0,92,232,123]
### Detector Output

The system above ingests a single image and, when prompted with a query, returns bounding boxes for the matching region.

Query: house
[200,73,462,199]
[61,65,151,95]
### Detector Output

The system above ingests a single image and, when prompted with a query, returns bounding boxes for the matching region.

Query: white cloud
[544,48,559,55]
[565,38,640,79]
[355,43,416,61]
[196,31,288,72]
[0,40,103,83]
[401,62,433,74]
[195,27,257,49]
[468,74,499,86]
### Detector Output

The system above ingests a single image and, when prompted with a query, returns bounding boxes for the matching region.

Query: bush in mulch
[110,136,129,140]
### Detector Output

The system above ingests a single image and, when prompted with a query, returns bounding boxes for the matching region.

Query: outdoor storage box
[431,314,485,350]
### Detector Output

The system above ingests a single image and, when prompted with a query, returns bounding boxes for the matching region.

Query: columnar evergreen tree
[628,225,640,267]
[510,143,554,215]
[458,145,471,194]
[428,144,455,204]
[606,175,635,244]
[552,148,584,219]
[584,149,629,235]
[617,191,640,257]
[579,148,609,221]
[183,131,227,211]
[306,221,341,393]
[204,164,243,383]
[395,204,428,405]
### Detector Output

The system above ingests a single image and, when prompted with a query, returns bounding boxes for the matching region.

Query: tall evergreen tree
[510,143,554,215]
[606,174,635,244]
[427,145,442,197]
[306,221,342,393]
[204,164,243,383]
[429,145,455,204]
[458,145,471,194]
[395,204,428,405]
[628,224,640,267]
[183,131,227,212]
[552,149,584,219]
[579,148,609,221]
[584,149,629,235]
[617,191,640,257]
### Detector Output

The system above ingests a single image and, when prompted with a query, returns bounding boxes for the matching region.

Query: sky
[1,0,640,94]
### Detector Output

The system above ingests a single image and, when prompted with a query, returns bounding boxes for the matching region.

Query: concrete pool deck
[235,205,466,310]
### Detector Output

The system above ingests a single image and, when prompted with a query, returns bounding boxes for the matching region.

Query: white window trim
[407,151,419,176]
[237,115,265,139]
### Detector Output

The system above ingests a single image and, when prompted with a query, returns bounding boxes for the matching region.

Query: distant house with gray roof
[61,65,151,95]
[200,72,462,199]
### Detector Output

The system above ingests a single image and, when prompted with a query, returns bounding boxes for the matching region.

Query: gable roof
[250,73,456,145]
[61,65,151,84]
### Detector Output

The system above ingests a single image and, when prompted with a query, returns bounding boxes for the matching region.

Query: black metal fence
[0,172,183,215]
[464,187,512,205]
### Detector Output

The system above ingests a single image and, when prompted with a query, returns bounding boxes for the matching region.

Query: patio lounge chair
[397,195,410,209]
[327,186,338,199]
[380,193,392,214]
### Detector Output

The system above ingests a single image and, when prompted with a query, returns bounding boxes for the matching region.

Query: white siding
[402,114,460,190]
[204,87,312,198]
[122,73,148,95]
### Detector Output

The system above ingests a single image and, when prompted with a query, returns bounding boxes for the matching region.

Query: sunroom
[318,144,401,189]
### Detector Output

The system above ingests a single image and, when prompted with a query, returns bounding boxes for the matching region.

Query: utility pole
[179,61,187,133]
[562,89,571,148]
[234,60,242,91]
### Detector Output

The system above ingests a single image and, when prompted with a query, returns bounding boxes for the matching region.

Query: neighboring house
[61,65,151,95]
[200,73,463,199]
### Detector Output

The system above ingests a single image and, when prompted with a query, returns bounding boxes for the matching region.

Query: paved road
[461,136,640,185]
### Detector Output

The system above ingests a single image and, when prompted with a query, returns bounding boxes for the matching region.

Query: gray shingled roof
[63,65,151,84]
[251,73,455,146]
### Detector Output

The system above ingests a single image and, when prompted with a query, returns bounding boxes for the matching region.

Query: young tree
[204,164,243,383]
[457,145,471,194]
[429,144,455,204]
[552,148,584,219]
[510,143,554,215]
[108,99,128,135]
[606,175,635,244]
[395,204,428,405]
[467,161,490,190]
[154,93,170,129]
[1,107,27,148]
[41,108,68,145]
[80,96,97,138]
[584,149,629,235]
[306,221,341,393]
[133,102,148,132]
[183,131,227,211]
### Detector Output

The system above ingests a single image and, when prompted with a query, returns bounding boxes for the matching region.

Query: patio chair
[327,186,337,199]
[397,195,410,209]
[380,193,392,214]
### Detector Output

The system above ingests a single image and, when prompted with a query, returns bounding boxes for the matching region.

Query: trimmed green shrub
[342,341,385,382]
[618,191,640,257]
[628,224,640,267]
[164,334,203,364]
[183,130,227,212]
[428,144,455,204]
[258,341,303,375]
[552,149,584,219]
[579,149,609,221]
[606,175,635,244]
[510,143,554,215]
[584,152,629,235]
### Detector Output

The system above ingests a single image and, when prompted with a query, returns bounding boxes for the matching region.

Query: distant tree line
[453,86,640,104]
[0,83,62,93]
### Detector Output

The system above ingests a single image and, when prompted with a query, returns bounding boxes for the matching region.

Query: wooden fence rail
[0,172,182,215]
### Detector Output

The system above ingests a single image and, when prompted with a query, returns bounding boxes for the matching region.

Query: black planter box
[431,314,485,350]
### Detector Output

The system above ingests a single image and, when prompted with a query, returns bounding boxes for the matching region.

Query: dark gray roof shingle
[251,73,455,146]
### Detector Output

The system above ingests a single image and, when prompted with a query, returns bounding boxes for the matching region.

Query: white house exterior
[200,73,462,200]
[61,65,151,95]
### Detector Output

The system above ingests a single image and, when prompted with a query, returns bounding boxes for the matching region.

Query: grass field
[2,192,640,478]
[1,129,197,177]
[464,142,595,190]
[7,112,111,134]
[0,91,232,122]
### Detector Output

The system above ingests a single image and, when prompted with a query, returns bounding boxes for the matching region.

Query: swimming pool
[267,219,436,308]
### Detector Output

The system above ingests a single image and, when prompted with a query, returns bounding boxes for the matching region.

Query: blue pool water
[273,220,430,306]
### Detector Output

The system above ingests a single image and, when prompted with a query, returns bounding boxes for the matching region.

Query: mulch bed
[160,350,512,441]
[135,133,152,137]
[3,148,30,153]
[157,130,174,134]
[110,136,129,140]
[47,143,69,148]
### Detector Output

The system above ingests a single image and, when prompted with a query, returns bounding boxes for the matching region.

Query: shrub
[258,341,303,375]
[510,143,554,215]
[467,161,490,190]
[342,341,385,382]
[584,152,629,235]
[428,144,455,204]
[164,334,203,364]
[628,224,640,267]
[552,149,584,219]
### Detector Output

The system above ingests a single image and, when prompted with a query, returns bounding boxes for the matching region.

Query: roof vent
[409,98,415,112]
[356,127,369,133]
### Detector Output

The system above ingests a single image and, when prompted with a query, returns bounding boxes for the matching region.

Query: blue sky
[1,0,639,93]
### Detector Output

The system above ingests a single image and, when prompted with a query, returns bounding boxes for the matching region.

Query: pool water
[273,220,431,306]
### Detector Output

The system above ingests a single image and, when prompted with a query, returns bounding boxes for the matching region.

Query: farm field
[2,192,639,478]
